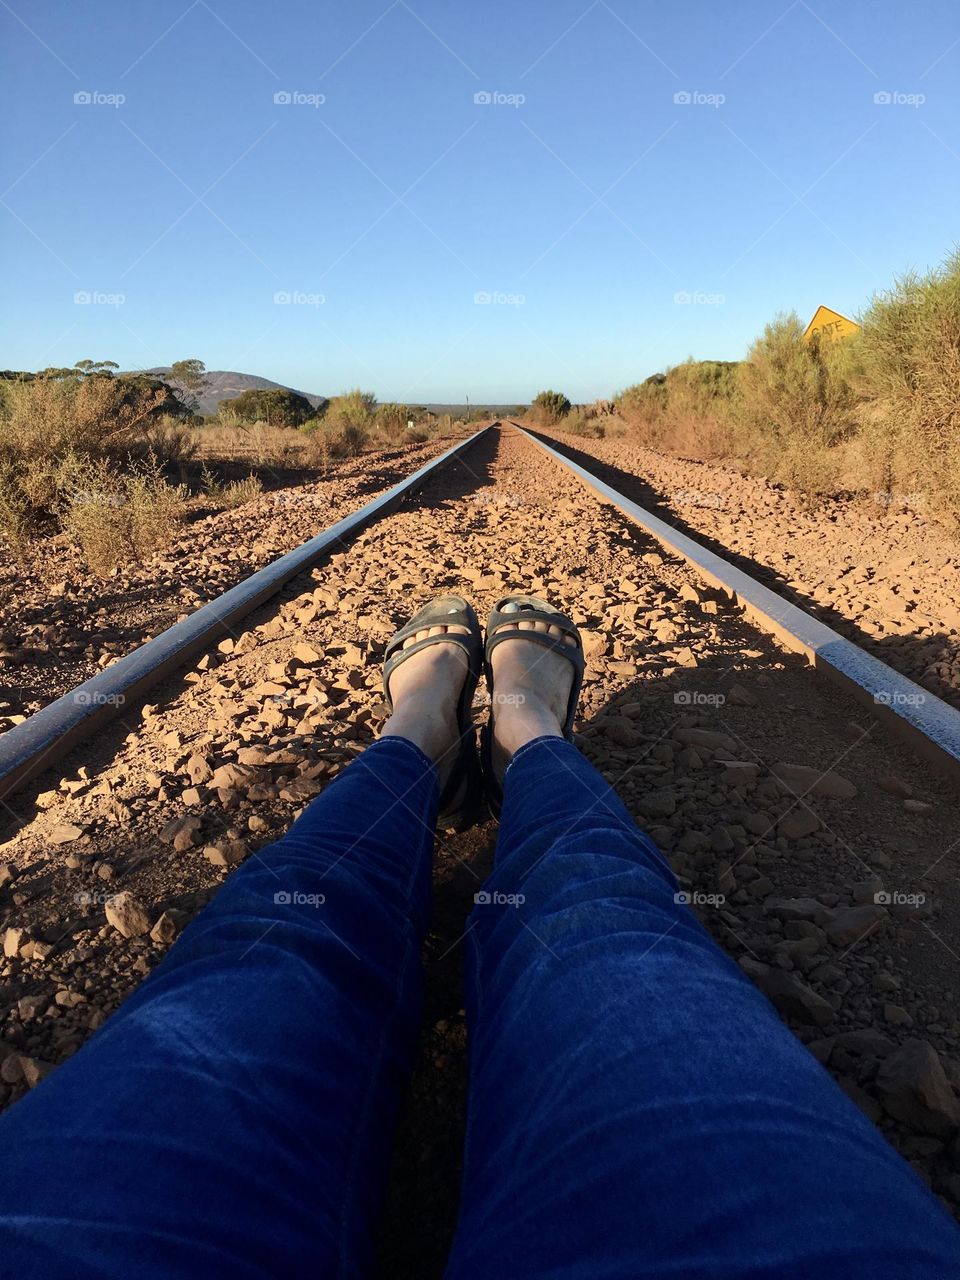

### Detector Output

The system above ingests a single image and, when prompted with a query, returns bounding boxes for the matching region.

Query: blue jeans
[0,736,956,1278]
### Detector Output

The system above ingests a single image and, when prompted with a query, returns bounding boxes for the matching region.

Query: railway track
[1,424,958,1276]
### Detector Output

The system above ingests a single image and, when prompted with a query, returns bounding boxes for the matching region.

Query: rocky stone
[208,763,265,792]
[825,905,888,947]
[160,814,203,851]
[150,910,185,944]
[104,891,152,938]
[637,789,677,819]
[203,840,249,869]
[777,807,821,840]
[875,1040,960,1137]
[48,824,85,845]
[3,926,25,958]
[765,897,833,925]
[773,763,857,800]
[758,969,834,1028]
[674,727,737,752]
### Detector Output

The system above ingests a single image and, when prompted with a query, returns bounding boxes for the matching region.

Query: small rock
[150,910,185,945]
[104,891,152,938]
[825,905,888,947]
[778,807,821,840]
[758,969,834,1028]
[203,840,249,869]
[3,926,25,957]
[48,824,85,845]
[875,1040,960,1137]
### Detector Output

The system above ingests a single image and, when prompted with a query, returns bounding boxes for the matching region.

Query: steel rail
[513,424,960,781]
[0,426,492,802]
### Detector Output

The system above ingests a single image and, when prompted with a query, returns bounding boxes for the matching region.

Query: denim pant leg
[446,736,960,1280]
[0,736,438,1280]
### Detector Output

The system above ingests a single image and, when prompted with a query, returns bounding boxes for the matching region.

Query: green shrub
[854,252,960,522]
[530,390,571,424]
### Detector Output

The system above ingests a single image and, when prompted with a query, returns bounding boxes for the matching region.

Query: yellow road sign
[803,305,860,342]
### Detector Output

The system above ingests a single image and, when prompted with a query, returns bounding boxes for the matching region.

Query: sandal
[383,596,484,829]
[481,594,587,816]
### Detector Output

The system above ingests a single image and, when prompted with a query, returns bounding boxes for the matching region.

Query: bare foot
[489,602,577,776]
[381,623,471,786]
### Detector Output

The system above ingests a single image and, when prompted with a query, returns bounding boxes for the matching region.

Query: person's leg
[446,619,960,1279]
[0,623,470,1280]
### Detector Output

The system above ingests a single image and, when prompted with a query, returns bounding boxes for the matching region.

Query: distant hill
[142,368,326,418]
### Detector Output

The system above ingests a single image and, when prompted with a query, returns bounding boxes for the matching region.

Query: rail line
[2,422,959,1259]
[2,420,959,803]
[511,424,960,782]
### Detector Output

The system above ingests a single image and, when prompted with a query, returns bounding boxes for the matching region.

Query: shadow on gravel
[523,429,959,711]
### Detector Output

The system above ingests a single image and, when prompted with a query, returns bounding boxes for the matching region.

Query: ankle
[492,691,563,759]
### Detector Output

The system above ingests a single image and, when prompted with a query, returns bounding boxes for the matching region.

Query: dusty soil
[537,425,960,710]
[0,425,958,1277]
[0,433,468,727]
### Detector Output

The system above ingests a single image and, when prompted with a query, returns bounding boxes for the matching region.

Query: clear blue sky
[2,0,959,403]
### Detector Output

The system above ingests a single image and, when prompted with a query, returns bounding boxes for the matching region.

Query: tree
[74,359,120,378]
[225,387,316,426]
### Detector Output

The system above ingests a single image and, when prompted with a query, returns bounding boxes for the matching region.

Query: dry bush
[199,464,264,508]
[617,362,737,459]
[194,421,303,467]
[59,457,187,576]
[0,375,166,463]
